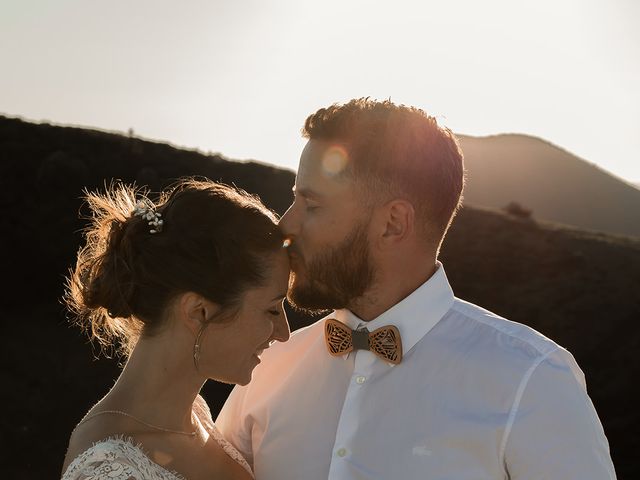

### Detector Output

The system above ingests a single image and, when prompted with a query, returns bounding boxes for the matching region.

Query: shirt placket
[328,348,378,479]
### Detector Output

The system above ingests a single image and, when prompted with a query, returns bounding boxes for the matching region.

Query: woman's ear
[177,292,221,336]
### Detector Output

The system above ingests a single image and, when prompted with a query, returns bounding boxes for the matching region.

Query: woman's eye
[268,309,281,316]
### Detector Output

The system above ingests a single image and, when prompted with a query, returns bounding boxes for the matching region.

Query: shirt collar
[332,261,455,362]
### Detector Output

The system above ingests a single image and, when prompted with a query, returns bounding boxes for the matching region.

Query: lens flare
[152,450,174,465]
[321,145,349,177]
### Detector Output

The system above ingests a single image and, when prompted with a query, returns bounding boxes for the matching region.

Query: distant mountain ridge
[2,115,637,238]
[458,133,640,238]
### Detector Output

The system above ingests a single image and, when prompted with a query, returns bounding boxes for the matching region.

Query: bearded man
[216,98,616,479]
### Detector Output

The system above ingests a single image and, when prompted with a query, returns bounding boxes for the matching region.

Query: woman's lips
[255,344,270,358]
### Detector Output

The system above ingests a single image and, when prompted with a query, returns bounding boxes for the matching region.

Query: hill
[458,133,640,238]
[1,116,638,479]
[0,115,294,306]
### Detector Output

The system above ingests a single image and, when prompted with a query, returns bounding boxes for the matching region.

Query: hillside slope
[1,116,638,478]
[459,133,640,238]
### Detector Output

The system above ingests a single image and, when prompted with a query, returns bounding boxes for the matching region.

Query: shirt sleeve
[503,347,617,479]
[215,384,255,469]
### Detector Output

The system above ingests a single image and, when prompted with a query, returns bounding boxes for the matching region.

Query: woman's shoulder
[60,405,171,478]
[61,405,135,473]
[191,394,253,477]
[61,436,183,480]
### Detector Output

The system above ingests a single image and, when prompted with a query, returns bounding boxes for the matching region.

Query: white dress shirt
[216,263,616,479]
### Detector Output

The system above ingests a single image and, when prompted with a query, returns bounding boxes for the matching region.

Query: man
[216,98,616,479]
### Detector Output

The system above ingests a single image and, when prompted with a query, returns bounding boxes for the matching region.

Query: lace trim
[192,395,253,477]
[61,435,185,480]
[63,396,253,479]
[209,424,253,476]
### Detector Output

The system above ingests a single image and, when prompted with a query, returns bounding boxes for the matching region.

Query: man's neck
[348,261,438,321]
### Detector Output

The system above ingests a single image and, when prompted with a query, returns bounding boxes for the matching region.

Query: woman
[61,178,290,479]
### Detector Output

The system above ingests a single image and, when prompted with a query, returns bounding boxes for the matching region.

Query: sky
[1,0,639,184]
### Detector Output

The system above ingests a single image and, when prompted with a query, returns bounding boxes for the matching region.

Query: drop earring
[193,324,208,371]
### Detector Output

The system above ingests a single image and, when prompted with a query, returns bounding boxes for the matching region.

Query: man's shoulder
[432,298,588,388]
[286,313,328,344]
[447,297,563,360]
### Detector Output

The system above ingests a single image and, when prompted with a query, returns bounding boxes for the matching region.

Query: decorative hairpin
[133,200,164,234]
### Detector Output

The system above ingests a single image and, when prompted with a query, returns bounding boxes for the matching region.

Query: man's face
[279,139,376,313]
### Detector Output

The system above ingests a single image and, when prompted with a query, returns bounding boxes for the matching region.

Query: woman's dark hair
[64,177,284,357]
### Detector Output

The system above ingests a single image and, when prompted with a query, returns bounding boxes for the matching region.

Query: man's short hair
[302,97,465,248]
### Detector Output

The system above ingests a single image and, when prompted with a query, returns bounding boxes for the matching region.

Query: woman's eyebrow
[292,186,324,200]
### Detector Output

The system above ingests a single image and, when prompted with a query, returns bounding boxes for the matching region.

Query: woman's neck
[106,334,205,432]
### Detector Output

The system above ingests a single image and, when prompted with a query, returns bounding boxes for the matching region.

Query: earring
[193,325,207,371]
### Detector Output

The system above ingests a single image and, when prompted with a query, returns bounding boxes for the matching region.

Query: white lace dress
[61,398,253,480]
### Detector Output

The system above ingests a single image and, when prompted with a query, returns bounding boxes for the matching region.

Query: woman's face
[200,249,291,385]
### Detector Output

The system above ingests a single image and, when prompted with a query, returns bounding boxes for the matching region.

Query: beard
[286,221,375,314]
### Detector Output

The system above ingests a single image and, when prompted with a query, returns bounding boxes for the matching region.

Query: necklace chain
[77,410,197,437]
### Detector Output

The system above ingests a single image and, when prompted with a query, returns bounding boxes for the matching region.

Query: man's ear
[378,199,414,247]
[177,292,221,336]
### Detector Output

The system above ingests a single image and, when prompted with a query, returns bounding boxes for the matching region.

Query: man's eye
[268,309,281,316]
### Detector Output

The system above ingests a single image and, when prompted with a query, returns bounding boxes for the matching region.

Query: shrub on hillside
[503,201,533,219]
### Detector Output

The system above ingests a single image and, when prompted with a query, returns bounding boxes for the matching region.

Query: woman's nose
[278,203,298,238]
[271,309,291,343]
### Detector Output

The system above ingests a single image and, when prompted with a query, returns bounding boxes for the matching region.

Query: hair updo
[64,177,284,357]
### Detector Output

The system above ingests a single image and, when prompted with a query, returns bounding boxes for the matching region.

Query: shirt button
[336,448,348,457]
[355,375,366,384]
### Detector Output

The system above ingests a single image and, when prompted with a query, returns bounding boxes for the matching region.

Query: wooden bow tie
[324,318,403,364]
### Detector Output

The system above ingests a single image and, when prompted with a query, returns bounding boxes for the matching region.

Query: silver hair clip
[133,200,164,234]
